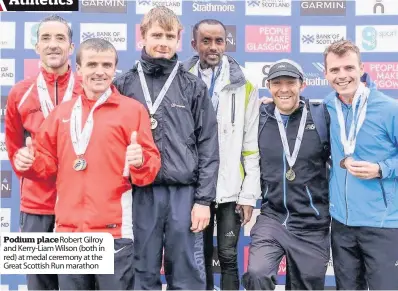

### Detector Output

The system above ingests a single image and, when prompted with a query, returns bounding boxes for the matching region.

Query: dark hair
[323,39,361,70]
[37,14,73,43]
[192,19,227,41]
[76,38,118,66]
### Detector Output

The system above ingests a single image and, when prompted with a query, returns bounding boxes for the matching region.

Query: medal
[274,101,308,182]
[70,88,112,173]
[73,158,87,171]
[340,158,347,169]
[286,168,296,181]
[150,117,158,130]
[137,61,179,130]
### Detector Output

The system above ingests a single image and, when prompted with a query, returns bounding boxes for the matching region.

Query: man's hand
[236,204,253,225]
[260,97,273,105]
[345,158,381,179]
[126,131,143,168]
[191,203,210,233]
[14,137,35,172]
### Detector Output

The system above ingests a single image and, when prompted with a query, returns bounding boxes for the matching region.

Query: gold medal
[150,117,158,130]
[73,158,87,171]
[285,168,296,181]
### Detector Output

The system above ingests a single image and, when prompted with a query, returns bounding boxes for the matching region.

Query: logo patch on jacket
[305,123,316,130]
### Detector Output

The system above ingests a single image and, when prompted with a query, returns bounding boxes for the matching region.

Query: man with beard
[242,59,331,290]
[113,6,219,290]
[183,19,261,291]
[323,40,398,290]
[5,15,81,290]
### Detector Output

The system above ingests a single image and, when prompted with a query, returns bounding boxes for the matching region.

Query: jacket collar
[81,84,120,105]
[183,54,246,89]
[137,48,179,76]
[40,65,72,85]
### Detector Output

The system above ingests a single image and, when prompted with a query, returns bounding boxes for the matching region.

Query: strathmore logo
[0,0,78,11]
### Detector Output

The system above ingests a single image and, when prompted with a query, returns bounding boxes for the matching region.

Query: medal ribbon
[37,72,75,118]
[274,101,308,171]
[137,61,180,116]
[70,88,111,157]
[335,82,369,157]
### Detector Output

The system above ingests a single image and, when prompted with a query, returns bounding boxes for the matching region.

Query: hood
[182,54,246,89]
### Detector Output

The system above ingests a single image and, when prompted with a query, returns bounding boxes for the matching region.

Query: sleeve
[19,111,59,181]
[191,81,220,206]
[5,85,26,179]
[129,104,161,186]
[378,105,398,180]
[237,81,261,207]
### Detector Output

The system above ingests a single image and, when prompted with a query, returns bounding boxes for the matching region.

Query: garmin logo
[192,2,235,12]
[0,0,78,11]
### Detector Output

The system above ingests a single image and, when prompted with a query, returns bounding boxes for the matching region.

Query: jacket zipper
[55,79,58,105]
[305,185,320,216]
[343,106,351,224]
[282,119,290,227]
[378,180,388,208]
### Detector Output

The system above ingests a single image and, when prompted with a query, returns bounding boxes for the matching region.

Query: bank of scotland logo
[302,34,315,44]
[82,32,95,41]
[247,0,260,6]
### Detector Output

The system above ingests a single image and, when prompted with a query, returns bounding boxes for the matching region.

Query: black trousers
[203,202,241,290]
[242,215,330,290]
[58,238,134,290]
[20,212,59,290]
[331,218,398,290]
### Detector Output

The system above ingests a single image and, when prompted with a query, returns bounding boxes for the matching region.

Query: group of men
[4,5,398,291]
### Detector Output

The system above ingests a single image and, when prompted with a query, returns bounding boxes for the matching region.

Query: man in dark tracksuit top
[113,6,219,290]
[242,59,331,290]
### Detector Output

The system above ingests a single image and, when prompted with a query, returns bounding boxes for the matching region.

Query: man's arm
[128,105,161,186]
[14,111,59,181]
[237,81,261,207]
[5,86,27,178]
[192,81,220,206]
[346,101,398,180]
[378,111,398,179]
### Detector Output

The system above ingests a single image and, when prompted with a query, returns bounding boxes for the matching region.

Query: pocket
[114,238,134,256]
[378,180,388,208]
[261,181,269,205]
[186,137,198,166]
[305,185,320,216]
[19,212,25,229]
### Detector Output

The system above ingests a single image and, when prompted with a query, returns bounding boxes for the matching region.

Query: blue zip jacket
[324,74,398,228]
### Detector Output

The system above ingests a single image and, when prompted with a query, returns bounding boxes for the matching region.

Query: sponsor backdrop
[1,0,398,290]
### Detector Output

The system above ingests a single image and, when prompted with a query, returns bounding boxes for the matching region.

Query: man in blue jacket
[324,39,398,290]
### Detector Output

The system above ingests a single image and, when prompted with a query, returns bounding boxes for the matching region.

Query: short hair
[192,19,227,41]
[37,14,73,43]
[140,6,183,38]
[76,38,118,66]
[323,40,361,70]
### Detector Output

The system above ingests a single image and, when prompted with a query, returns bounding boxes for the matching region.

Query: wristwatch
[378,163,383,178]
